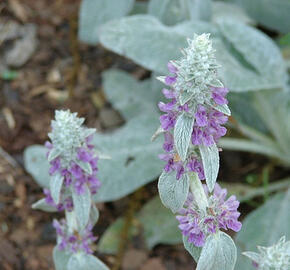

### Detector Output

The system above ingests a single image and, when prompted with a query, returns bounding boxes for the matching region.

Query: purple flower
[191,107,228,146]
[158,99,176,112]
[167,62,178,74]
[163,132,174,152]
[176,183,242,247]
[174,162,185,180]
[49,158,61,175]
[77,148,92,162]
[53,219,97,254]
[45,143,101,212]
[160,112,177,131]
[162,88,177,99]
[211,87,229,105]
[44,189,73,212]
[195,105,208,127]
[187,158,205,180]
[165,76,177,85]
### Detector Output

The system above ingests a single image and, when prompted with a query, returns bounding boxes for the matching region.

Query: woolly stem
[188,172,208,212]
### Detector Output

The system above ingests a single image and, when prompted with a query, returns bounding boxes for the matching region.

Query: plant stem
[188,172,208,212]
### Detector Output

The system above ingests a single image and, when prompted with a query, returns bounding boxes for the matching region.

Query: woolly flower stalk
[32,110,109,269]
[243,236,290,270]
[158,33,229,180]
[176,183,242,247]
[44,110,100,210]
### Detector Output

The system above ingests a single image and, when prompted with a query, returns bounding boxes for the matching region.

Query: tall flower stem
[188,172,208,212]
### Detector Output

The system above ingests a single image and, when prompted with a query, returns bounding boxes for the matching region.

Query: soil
[0,1,289,270]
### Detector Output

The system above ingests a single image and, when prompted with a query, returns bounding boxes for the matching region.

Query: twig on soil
[112,188,144,270]
[0,146,20,168]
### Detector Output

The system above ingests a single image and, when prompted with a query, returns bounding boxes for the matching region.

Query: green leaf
[138,196,181,248]
[209,101,231,116]
[130,1,148,15]
[148,0,211,26]
[78,0,135,44]
[199,144,219,192]
[228,92,268,133]
[197,232,237,270]
[72,184,91,231]
[219,138,282,161]
[238,0,290,33]
[50,173,64,205]
[97,218,138,254]
[24,145,50,188]
[48,148,61,162]
[183,235,201,262]
[235,190,290,269]
[253,91,290,156]
[212,1,253,24]
[217,19,287,90]
[75,160,92,175]
[32,198,57,212]
[53,247,71,270]
[90,204,99,226]
[67,253,109,270]
[158,170,189,213]
[102,69,158,120]
[99,15,205,74]
[98,196,181,254]
[100,15,285,92]
[93,114,163,202]
[174,113,195,161]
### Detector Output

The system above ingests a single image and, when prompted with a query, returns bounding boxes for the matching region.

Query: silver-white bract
[48,110,95,167]
[174,33,221,105]
[243,236,290,270]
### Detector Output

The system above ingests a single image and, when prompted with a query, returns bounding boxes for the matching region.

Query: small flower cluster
[53,219,97,254]
[176,184,242,247]
[44,110,101,211]
[44,188,73,211]
[243,236,290,270]
[158,34,229,180]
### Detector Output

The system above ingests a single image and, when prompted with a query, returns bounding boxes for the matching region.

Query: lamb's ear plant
[32,110,109,270]
[243,236,290,270]
[220,90,290,167]
[154,33,241,269]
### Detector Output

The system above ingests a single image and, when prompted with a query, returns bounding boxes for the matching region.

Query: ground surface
[0,1,289,270]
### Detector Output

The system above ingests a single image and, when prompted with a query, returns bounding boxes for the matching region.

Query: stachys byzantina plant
[155,33,241,270]
[32,110,109,270]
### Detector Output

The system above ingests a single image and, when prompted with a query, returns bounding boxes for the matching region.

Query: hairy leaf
[50,173,64,205]
[93,114,163,202]
[32,198,56,212]
[148,0,211,26]
[183,235,201,262]
[24,145,50,188]
[138,196,181,248]
[199,144,219,192]
[53,247,71,270]
[174,113,194,161]
[238,0,290,33]
[158,170,189,213]
[217,19,287,90]
[197,232,237,270]
[78,0,135,44]
[102,69,159,120]
[72,184,91,231]
[67,253,109,270]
